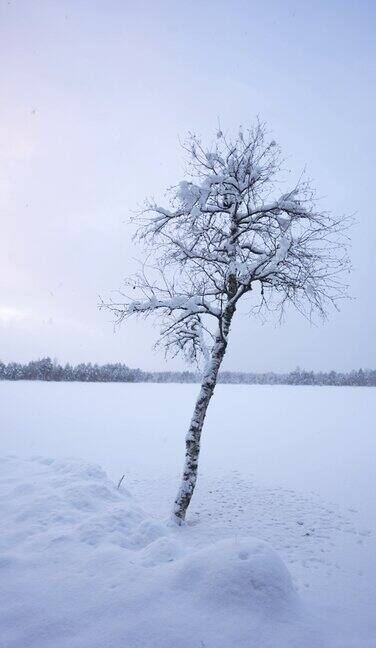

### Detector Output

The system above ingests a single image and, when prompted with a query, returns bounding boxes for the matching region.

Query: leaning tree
[103,123,349,524]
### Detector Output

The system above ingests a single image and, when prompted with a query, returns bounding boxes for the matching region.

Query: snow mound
[174,536,298,615]
[0,455,148,554]
[0,456,311,648]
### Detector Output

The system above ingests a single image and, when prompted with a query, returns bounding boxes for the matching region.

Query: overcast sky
[1,0,375,372]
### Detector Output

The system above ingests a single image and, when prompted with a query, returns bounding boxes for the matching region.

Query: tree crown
[103,123,350,364]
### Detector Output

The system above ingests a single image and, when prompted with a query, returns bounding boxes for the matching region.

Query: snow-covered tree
[103,123,350,524]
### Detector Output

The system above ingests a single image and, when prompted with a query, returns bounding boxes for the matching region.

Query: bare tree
[103,123,350,524]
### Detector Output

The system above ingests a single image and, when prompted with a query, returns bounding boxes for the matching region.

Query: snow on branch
[126,294,220,318]
[102,122,350,363]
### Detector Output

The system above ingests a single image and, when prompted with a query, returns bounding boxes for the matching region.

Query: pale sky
[1,0,375,372]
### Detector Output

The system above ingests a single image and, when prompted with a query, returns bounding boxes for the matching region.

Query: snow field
[1,381,375,647]
[1,456,310,648]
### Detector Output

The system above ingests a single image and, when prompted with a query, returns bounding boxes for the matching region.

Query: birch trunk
[172,308,234,524]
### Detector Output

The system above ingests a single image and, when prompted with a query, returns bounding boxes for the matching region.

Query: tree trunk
[172,309,234,524]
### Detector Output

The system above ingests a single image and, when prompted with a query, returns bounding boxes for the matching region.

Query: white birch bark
[172,308,234,524]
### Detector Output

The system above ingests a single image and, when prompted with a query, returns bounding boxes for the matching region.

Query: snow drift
[174,537,298,616]
[0,455,320,647]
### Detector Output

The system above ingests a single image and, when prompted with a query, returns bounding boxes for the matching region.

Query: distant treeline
[0,357,375,386]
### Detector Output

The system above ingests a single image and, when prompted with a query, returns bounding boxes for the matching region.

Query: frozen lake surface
[1,382,375,647]
[2,382,375,518]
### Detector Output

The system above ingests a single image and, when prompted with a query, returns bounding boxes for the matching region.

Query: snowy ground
[1,382,375,647]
